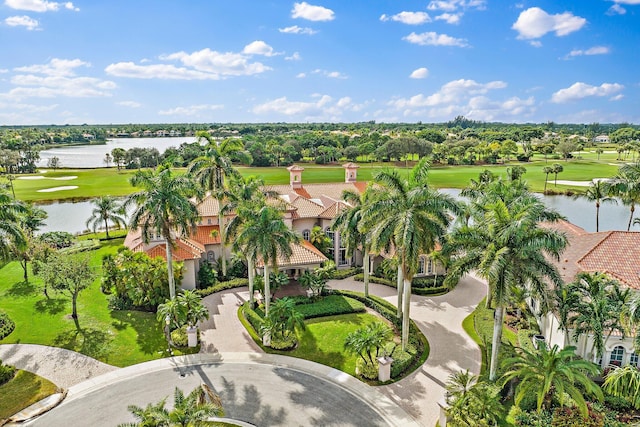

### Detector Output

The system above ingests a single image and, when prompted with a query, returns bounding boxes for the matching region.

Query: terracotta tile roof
[267,182,365,201]
[197,194,222,217]
[290,196,324,218]
[190,225,221,245]
[543,220,640,290]
[287,165,305,172]
[293,187,312,199]
[319,200,349,219]
[342,162,359,169]
[146,238,205,261]
[124,227,144,251]
[256,240,328,268]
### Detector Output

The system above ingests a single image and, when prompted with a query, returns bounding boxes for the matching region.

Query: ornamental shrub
[0,360,16,386]
[0,311,15,340]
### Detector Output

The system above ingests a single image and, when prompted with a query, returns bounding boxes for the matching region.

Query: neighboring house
[594,134,610,143]
[536,220,640,368]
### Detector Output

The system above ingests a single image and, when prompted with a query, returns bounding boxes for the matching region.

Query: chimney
[343,162,359,183]
[288,165,304,189]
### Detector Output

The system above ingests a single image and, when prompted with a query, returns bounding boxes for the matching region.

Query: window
[610,346,625,366]
[631,352,639,367]
[418,257,425,275]
[339,248,350,266]
[302,229,310,241]
[207,218,212,225]
[427,259,433,274]
[325,228,335,245]
[207,251,215,263]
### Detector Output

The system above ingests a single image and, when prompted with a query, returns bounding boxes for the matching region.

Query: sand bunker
[37,186,79,193]
[17,176,46,180]
[548,178,609,187]
[51,176,78,181]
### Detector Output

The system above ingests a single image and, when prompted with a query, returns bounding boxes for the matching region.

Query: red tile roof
[146,238,205,261]
[190,225,221,245]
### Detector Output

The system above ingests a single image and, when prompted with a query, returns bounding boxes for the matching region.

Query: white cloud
[0,69,8,73]
[563,45,610,59]
[380,11,431,25]
[613,0,640,4]
[512,7,586,40]
[15,58,88,76]
[242,40,277,56]
[610,94,624,101]
[117,101,141,108]
[107,48,272,80]
[409,67,429,79]
[285,52,301,61]
[158,104,224,116]
[105,62,220,80]
[5,0,78,12]
[386,79,534,121]
[252,94,367,120]
[296,72,306,78]
[551,82,624,103]
[403,31,468,47]
[435,13,461,24]
[279,25,317,35]
[607,4,627,15]
[427,0,486,11]
[291,2,334,21]
[5,15,39,30]
[311,69,348,79]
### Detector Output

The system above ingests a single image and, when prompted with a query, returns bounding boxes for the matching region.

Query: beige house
[536,220,640,368]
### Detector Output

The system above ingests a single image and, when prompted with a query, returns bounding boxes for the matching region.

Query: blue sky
[1,0,638,125]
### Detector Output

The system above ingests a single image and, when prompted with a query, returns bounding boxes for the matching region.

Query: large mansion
[124,163,444,290]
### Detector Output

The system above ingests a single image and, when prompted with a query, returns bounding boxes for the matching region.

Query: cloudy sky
[1,0,638,125]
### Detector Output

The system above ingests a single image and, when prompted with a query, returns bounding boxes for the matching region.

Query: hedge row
[293,295,366,319]
[58,239,101,254]
[0,311,15,340]
[352,274,449,296]
[196,278,249,297]
[331,267,362,280]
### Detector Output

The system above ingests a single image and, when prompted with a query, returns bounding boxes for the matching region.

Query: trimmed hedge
[196,278,249,297]
[352,274,449,296]
[58,239,101,254]
[332,267,362,280]
[294,295,365,319]
[0,312,15,340]
[0,360,16,386]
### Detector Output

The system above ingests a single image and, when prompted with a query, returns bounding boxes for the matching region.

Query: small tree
[310,225,332,257]
[36,253,96,321]
[552,163,564,186]
[262,297,305,343]
[344,322,392,368]
[47,156,61,170]
[543,166,553,193]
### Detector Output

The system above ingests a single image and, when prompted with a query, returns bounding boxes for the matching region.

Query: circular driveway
[31,353,418,427]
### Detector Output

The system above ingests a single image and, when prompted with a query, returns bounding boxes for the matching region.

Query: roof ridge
[576,231,614,264]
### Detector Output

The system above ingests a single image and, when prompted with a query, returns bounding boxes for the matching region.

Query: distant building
[594,134,610,143]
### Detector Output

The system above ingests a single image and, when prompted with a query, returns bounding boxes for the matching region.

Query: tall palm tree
[224,175,276,307]
[232,204,299,315]
[126,166,201,300]
[85,195,127,238]
[444,179,567,380]
[332,189,372,297]
[564,272,628,362]
[188,131,250,277]
[361,159,460,350]
[609,161,640,231]
[542,166,553,193]
[501,344,603,417]
[573,180,617,232]
[0,188,26,261]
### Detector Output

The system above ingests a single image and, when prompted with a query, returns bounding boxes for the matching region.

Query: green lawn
[267,312,387,377]
[0,370,58,419]
[10,156,627,203]
[0,238,186,367]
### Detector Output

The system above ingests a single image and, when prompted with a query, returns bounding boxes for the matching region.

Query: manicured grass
[0,370,58,419]
[11,155,627,203]
[0,238,190,367]
[269,312,387,377]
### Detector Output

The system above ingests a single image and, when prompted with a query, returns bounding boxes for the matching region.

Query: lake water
[37,189,636,235]
[37,137,197,169]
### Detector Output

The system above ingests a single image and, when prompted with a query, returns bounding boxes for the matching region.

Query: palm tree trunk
[396,264,403,319]
[219,211,227,277]
[166,243,176,300]
[489,305,504,381]
[402,277,411,351]
[104,218,110,239]
[248,255,255,306]
[627,203,635,232]
[596,202,600,232]
[544,174,548,193]
[264,265,270,316]
[363,251,370,298]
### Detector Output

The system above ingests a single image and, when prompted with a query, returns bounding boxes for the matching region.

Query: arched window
[610,345,625,366]
[418,257,425,275]
[302,229,311,241]
[207,251,215,263]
